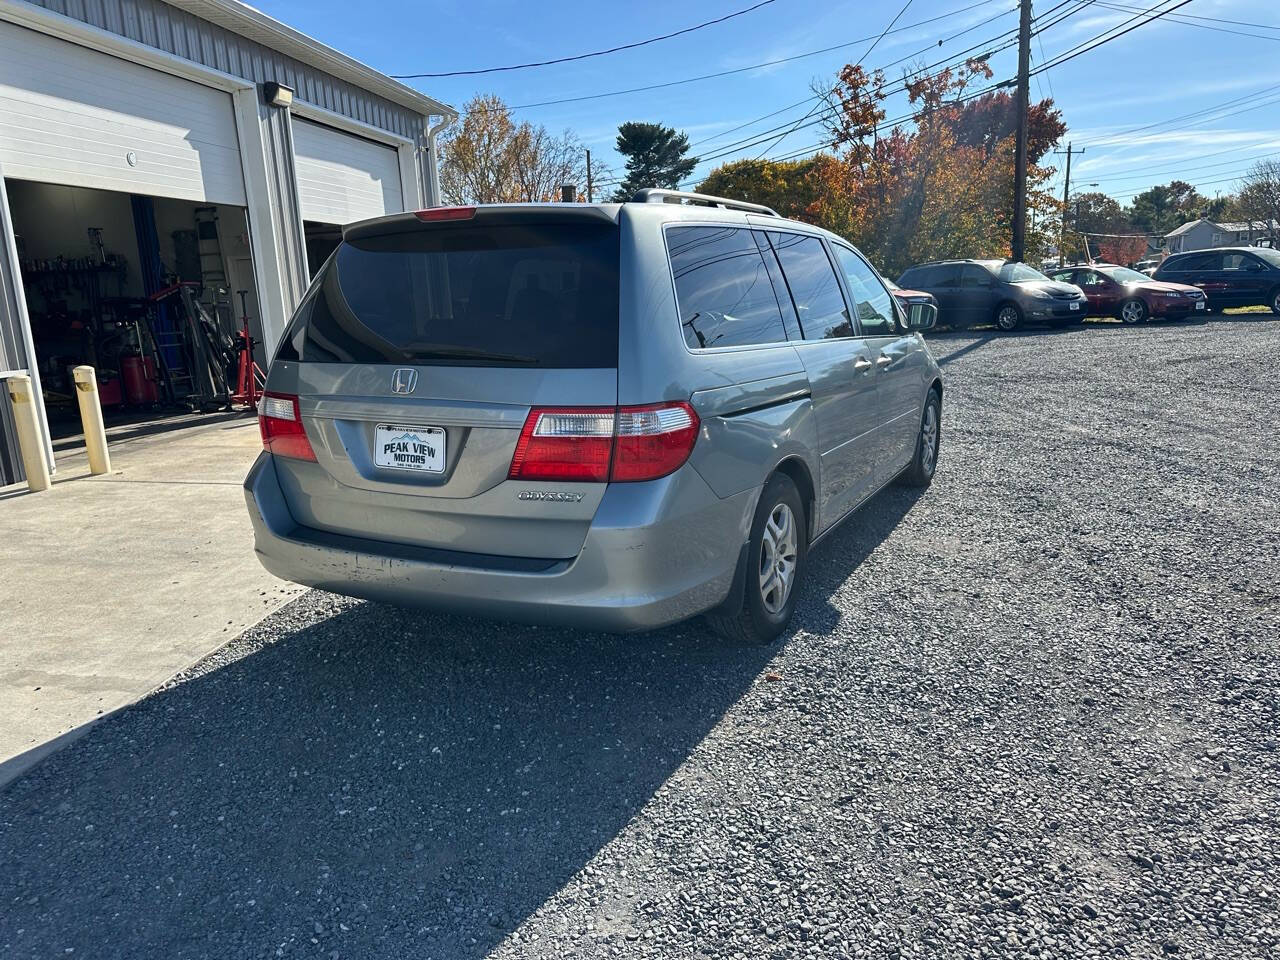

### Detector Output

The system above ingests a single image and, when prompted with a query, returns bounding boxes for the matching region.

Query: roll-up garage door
[0,21,245,205]
[293,118,404,225]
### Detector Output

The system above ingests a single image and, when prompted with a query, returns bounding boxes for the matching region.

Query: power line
[1030,0,1197,76]
[1077,83,1280,147]
[1109,171,1257,200]
[752,0,918,160]
[1088,151,1280,189]
[595,0,1088,188]
[1094,1,1280,38]
[690,0,1018,150]
[496,0,1010,112]
[1090,0,1280,40]
[1076,139,1280,179]
[390,0,779,78]
[600,0,1097,190]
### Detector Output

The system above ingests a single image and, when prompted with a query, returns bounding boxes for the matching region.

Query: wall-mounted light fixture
[262,81,294,108]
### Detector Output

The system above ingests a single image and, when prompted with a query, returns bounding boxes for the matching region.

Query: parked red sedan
[885,278,939,322]
[1049,264,1205,323]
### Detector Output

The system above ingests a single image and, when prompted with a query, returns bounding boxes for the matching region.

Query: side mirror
[905,302,937,332]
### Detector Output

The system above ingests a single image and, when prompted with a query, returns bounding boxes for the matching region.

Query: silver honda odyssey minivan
[245,189,943,644]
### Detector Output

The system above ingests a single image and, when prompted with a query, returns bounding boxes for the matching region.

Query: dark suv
[1153,247,1280,314]
[897,259,1088,331]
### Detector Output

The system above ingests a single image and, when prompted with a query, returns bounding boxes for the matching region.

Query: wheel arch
[773,455,817,541]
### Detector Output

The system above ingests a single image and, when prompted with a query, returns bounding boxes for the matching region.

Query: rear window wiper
[398,343,538,364]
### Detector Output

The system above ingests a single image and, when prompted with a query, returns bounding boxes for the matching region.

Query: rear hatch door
[269,208,620,560]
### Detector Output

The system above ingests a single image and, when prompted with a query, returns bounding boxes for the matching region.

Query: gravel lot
[2,316,1278,959]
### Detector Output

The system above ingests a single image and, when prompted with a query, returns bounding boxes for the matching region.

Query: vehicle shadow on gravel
[0,485,926,960]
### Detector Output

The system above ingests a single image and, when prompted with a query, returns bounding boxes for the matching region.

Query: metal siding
[25,0,432,144]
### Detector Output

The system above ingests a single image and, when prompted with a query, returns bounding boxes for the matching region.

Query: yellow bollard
[72,366,111,475]
[6,374,51,492]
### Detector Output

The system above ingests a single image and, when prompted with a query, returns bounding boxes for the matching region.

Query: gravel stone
[1,320,1277,959]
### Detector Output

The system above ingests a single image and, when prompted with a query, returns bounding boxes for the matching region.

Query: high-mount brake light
[413,206,477,222]
[258,392,317,461]
[508,402,699,483]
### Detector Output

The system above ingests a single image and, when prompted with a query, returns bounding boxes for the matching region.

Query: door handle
[853,356,872,372]
[875,355,893,367]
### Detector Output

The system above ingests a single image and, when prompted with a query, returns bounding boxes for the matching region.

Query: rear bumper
[244,454,758,633]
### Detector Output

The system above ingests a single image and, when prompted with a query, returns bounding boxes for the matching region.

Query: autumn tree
[612,122,698,200]
[439,94,589,204]
[696,156,833,219]
[1236,159,1280,241]
[778,58,1065,276]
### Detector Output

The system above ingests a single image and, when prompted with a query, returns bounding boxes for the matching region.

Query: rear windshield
[275,223,619,367]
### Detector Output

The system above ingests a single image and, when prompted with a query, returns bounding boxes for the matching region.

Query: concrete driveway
[0,412,303,784]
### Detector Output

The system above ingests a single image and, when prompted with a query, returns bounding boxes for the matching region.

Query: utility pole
[1011,0,1033,263]
[586,149,594,203]
[1055,142,1082,267]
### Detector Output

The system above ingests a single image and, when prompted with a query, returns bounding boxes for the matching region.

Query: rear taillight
[258,392,317,462]
[509,407,615,482]
[508,402,699,483]
[611,403,700,482]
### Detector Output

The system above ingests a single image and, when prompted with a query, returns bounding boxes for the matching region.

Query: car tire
[995,302,1023,332]
[1120,298,1148,324]
[898,388,942,488]
[1270,286,1280,316]
[706,473,808,646]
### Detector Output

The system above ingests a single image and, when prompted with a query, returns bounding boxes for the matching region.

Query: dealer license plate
[374,423,446,473]
[1069,301,1080,310]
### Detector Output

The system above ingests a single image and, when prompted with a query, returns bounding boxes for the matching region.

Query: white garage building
[0,0,454,485]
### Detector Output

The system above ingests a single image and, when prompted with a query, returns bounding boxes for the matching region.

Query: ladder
[193,207,230,325]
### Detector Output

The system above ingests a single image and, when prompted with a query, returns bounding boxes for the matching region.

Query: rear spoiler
[344,203,620,241]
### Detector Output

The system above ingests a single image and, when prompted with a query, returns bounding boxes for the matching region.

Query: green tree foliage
[1125,181,1209,236]
[612,122,698,200]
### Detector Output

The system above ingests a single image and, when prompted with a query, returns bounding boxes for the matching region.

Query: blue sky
[259,0,1278,204]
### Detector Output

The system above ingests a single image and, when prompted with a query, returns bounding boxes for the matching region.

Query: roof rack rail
[630,188,779,217]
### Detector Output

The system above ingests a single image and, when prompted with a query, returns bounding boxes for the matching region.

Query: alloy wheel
[758,502,798,615]
[997,306,1020,331]
[921,403,939,476]
[1121,300,1146,324]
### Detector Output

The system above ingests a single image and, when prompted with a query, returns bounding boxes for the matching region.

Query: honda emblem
[390,369,418,395]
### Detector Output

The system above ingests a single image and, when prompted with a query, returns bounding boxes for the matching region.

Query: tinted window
[1223,252,1265,271]
[277,223,619,367]
[930,265,961,287]
[960,265,994,288]
[667,225,789,350]
[832,245,895,336]
[769,233,852,339]
[1166,253,1218,272]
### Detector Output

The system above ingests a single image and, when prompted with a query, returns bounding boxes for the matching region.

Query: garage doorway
[5,179,265,441]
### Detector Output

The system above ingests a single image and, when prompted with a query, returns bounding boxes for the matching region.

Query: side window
[1050,270,1074,283]
[831,245,896,336]
[1224,253,1265,272]
[932,264,961,287]
[959,265,993,288]
[666,225,790,350]
[1175,253,1220,272]
[768,232,852,339]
